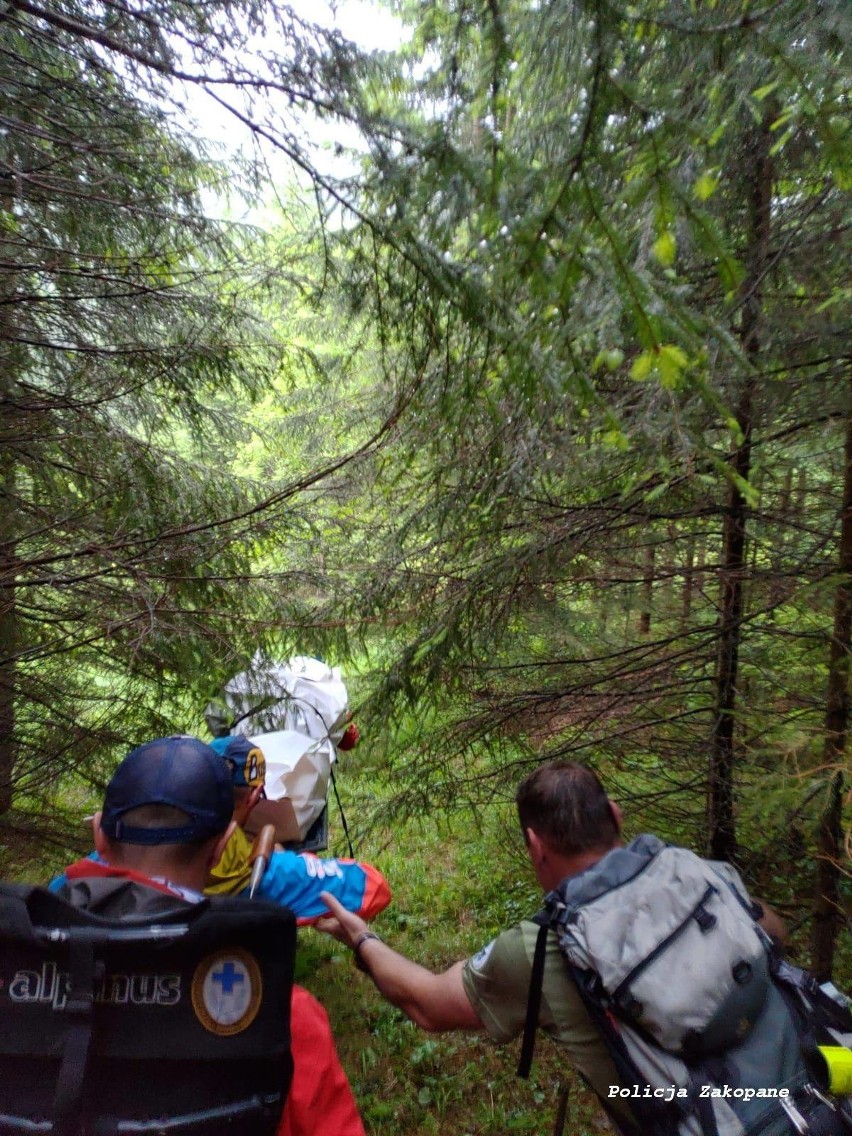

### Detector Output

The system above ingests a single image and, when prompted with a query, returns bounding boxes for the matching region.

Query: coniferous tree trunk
[707,119,772,862]
[682,532,707,629]
[769,469,795,609]
[638,534,655,635]
[0,453,15,814]
[0,177,17,814]
[812,378,852,979]
[708,384,753,861]
[681,531,695,628]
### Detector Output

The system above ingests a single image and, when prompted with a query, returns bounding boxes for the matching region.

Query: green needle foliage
[307,0,850,971]
[0,0,383,850]
[0,0,848,979]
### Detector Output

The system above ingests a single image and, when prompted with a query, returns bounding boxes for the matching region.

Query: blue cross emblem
[212,961,245,996]
[196,953,258,1032]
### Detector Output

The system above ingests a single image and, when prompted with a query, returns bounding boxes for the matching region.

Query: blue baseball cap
[208,735,267,790]
[101,736,234,845]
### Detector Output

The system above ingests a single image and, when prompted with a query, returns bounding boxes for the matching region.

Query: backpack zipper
[610,885,717,1009]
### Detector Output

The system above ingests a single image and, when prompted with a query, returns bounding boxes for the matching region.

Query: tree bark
[811,378,852,979]
[0,179,18,813]
[0,452,14,814]
[707,120,772,862]
[707,384,753,862]
[681,531,695,627]
[638,534,655,635]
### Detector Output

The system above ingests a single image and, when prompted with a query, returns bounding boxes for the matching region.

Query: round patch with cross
[191,948,262,1036]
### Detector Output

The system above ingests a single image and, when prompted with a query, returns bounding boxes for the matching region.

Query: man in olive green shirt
[317,761,786,1128]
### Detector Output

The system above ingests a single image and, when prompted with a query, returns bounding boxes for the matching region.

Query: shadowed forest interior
[0,1,849,1132]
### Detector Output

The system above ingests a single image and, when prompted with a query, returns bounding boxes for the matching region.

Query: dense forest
[0,1,849,1127]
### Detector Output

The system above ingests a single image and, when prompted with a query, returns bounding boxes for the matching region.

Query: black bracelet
[353,930,382,973]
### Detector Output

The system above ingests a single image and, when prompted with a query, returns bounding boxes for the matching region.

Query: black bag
[0,882,295,1135]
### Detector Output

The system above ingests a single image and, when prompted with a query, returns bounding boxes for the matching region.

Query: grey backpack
[519,835,852,1136]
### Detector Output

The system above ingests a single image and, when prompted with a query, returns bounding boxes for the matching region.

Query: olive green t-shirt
[461,921,622,1104]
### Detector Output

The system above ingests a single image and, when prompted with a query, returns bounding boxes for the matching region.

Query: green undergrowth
[300,804,609,1136]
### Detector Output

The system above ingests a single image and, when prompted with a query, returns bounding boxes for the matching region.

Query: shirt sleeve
[250,850,391,925]
[205,827,254,896]
[461,924,536,1043]
[277,986,365,1136]
[462,922,625,1108]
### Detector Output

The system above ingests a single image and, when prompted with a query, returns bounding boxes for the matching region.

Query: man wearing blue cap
[57,735,236,913]
[53,735,366,1136]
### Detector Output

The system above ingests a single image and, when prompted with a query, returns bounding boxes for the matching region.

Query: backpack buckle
[543,896,568,928]
[779,1096,810,1134]
[694,906,717,933]
[803,1084,836,1112]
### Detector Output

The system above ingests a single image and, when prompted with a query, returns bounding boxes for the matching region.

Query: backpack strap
[518,921,549,1079]
[565,963,696,1136]
[692,1086,721,1136]
[517,914,682,1134]
[772,956,852,1030]
[52,932,99,1125]
[771,951,852,1073]
[0,875,97,1116]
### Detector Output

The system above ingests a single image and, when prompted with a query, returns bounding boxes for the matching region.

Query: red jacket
[279,986,365,1136]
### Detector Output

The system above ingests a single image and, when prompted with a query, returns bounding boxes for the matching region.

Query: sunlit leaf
[693,173,718,201]
[630,351,655,381]
[653,230,677,267]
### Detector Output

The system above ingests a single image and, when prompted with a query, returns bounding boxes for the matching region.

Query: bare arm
[317,892,483,1033]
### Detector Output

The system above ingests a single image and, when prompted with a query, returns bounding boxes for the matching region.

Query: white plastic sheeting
[249,729,336,839]
[206,655,350,841]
